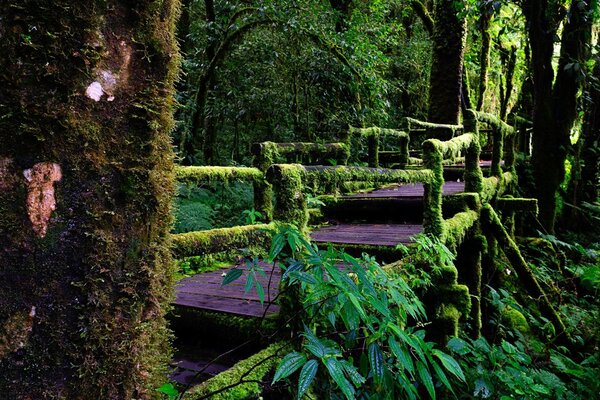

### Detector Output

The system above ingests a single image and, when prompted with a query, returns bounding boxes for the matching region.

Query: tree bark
[428,0,467,126]
[524,0,591,232]
[476,12,491,112]
[565,35,600,225]
[0,1,179,398]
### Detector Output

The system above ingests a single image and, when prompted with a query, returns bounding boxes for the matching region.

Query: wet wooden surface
[311,223,422,246]
[344,181,465,198]
[174,262,281,317]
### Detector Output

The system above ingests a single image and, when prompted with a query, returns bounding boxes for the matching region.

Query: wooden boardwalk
[310,181,464,247]
[174,180,466,316]
[174,262,280,317]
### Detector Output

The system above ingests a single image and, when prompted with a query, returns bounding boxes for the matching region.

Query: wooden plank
[311,223,422,246]
[345,181,464,199]
[174,292,279,317]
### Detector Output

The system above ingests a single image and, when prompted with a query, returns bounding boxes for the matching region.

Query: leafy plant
[222,225,465,399]
[242,207,264,225]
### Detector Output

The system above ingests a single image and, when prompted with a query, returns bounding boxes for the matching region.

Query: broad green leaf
[272,352,307,383]
[447,337,470,356]
[340,360,365,387]
[432,349,465,382]
[298,359,318,399]
[324,357,355,400]
[347,292,367,320]
[368,342,385,384]
[290,271,318,285]
[222,268,243,286]
[416,361,435,400]
[157,383,178,398]
[531,384,551,394]
[389,337,414,376]
[430,358,453,393]
[255,280,265,304]
[244,271,254,293]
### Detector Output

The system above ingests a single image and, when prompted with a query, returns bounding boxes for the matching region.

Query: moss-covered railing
[406,117,464,141]
[250,141,350,171]
[422,132,483,245]
[266,164,436,231]
[174,166,273,255]
[347,126,410,168]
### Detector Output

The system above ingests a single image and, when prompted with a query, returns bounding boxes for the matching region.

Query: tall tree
[428,0,467,125]
[0,1,179,398]
[523,0,593,232]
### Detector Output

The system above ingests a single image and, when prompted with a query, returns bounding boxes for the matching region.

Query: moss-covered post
[455,235,485,338]
[367,133,380,168]
[464,136,483,194]
[422,140,444,238]
[490,126,504,178]
[0,2,179,398]
[267,164,308,231]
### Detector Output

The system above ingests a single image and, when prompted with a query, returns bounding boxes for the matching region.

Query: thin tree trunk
[476,12,491,112]
[0,1,178,398]
[428,0,467,126]
[499,46,517,121]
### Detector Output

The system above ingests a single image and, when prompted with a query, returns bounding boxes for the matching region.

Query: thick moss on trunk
[0,1,179,398]
[428,0,467,126]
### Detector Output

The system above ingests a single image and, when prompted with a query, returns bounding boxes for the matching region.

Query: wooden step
[173,262,281,317]
[311,223,422,246]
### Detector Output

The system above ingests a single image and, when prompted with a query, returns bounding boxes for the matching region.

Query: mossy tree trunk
[428,0,467,126]
[523,0,592,232]
[0,1,179,398]
[565,35,600,226]
[476,9,492,112]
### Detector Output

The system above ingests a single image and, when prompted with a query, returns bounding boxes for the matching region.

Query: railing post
[266,164,308,231]
[423,140,444,238]
[367,133,379,168]
[464,135,483,193]
[490,127,504,178]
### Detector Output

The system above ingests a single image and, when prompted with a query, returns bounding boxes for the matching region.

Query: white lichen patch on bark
[85,81,104,101]
[84,40,133,102]
[23,163,62,238]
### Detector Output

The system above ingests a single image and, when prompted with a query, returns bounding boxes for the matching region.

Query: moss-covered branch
[470,110,515,136]
[406,117,463,139]
[175,166,264,185]
[442,210,479,248]
[481,204,569,343]
[171,224,274,258]
[496,198,538,214]
[184,342,289,400]
[251,142,350,171]
[348,126,410,167]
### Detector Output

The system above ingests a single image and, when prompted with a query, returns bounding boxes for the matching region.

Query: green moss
[175,166,264,185]
[442,210,479,248]
[406,117,463,137]
[0,0,180,397]
[184,342,290,400]
[267,164,308,230]
[171,223,274,258]
[444,193,481,213]
[302,165,435,194]
[500,307,530,334]
[422,140,445,238]
[348,126,410,167]
[251,142,350,171]
[481,204,569,343]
